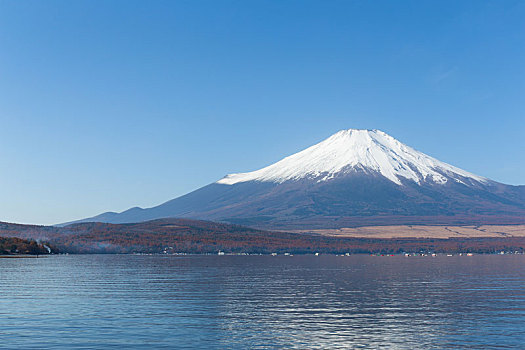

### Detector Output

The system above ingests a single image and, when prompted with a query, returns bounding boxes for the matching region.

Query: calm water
[1,255,525,349]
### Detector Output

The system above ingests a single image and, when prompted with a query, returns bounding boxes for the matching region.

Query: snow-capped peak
[217,129,487,186]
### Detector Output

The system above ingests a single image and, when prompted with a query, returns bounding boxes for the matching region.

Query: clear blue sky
[1,0,524,225]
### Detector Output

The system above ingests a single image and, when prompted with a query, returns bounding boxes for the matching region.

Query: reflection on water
[1,255,524,349]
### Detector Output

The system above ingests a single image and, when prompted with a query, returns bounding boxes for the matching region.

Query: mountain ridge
[67,129,525,229]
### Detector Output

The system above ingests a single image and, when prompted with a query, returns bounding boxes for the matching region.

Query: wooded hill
[1,218,524,254]
[0,236,54,255]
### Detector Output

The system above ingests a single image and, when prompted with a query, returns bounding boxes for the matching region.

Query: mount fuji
[70,129,525,229]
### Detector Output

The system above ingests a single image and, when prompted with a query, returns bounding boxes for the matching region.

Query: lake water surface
[1,254,524,349]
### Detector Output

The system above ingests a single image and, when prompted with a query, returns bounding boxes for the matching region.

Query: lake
[1,254,524,349]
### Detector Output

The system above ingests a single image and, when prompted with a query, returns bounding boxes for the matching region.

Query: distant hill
[70,129,525,230]
[2,219,525,254]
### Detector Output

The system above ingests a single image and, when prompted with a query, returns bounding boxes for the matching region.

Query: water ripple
[1,255,524,349]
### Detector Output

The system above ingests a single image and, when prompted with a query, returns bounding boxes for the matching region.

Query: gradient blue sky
[1,0,524,225]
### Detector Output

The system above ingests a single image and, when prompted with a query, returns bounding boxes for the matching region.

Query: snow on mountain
[217,129,487,186]
[67,128,525,229]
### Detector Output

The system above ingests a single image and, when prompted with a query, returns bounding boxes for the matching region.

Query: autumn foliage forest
[0,218,524,254]
[0,236,53,255]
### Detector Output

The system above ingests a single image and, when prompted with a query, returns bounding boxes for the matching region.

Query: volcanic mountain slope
[72,129,525,229]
